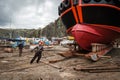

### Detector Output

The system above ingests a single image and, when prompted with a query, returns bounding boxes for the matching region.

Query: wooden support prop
[91,43,107,52]
[74,53,85,56]
[85,43,113,61]
[98,55,111,58]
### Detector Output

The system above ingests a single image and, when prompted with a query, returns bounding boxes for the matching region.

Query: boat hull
[71,24,120,51]
[58,0,120,51]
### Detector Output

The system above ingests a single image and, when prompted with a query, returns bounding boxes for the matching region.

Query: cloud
[0,0,61,29]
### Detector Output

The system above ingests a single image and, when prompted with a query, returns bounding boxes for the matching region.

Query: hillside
[0,18,67,39]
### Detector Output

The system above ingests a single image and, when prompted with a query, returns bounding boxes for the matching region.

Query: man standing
[30,42,44,64]
[18,42,24,57]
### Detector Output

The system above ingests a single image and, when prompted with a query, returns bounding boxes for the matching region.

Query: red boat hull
[71,24,120,51]
[58,0,120,51]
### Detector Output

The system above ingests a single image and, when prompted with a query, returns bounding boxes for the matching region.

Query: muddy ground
[0,45,120,80]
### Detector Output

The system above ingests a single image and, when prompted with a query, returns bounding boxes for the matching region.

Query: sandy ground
[0,45,120,80]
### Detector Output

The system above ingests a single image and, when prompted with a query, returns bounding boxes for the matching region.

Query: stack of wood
[4,48,13,53]
[91,43,107,52]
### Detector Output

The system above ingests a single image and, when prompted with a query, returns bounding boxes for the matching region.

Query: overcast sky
[0,0,61,29]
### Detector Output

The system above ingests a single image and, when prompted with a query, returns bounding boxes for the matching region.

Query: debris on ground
[0,45,120,80]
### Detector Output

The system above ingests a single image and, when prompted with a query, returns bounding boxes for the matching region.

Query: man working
[18,42,24,57]
[30,41,44,64]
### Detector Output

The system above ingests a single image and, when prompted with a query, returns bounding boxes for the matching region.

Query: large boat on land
[58,0,120,51]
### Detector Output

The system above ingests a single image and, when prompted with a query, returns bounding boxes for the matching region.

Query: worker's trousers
[30,52,42,64]
[19,48,23,57]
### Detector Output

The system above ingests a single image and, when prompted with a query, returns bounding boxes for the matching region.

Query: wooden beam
[74,66,120,73]
[41,61,62,69]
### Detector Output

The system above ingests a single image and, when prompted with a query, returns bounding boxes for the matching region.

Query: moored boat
[58,0,120,51]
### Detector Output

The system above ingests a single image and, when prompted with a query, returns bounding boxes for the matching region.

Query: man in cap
[30,41,44,64]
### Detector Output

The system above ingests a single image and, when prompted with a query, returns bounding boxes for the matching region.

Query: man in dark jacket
[30,43,44,64]
[18,42,24,57]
